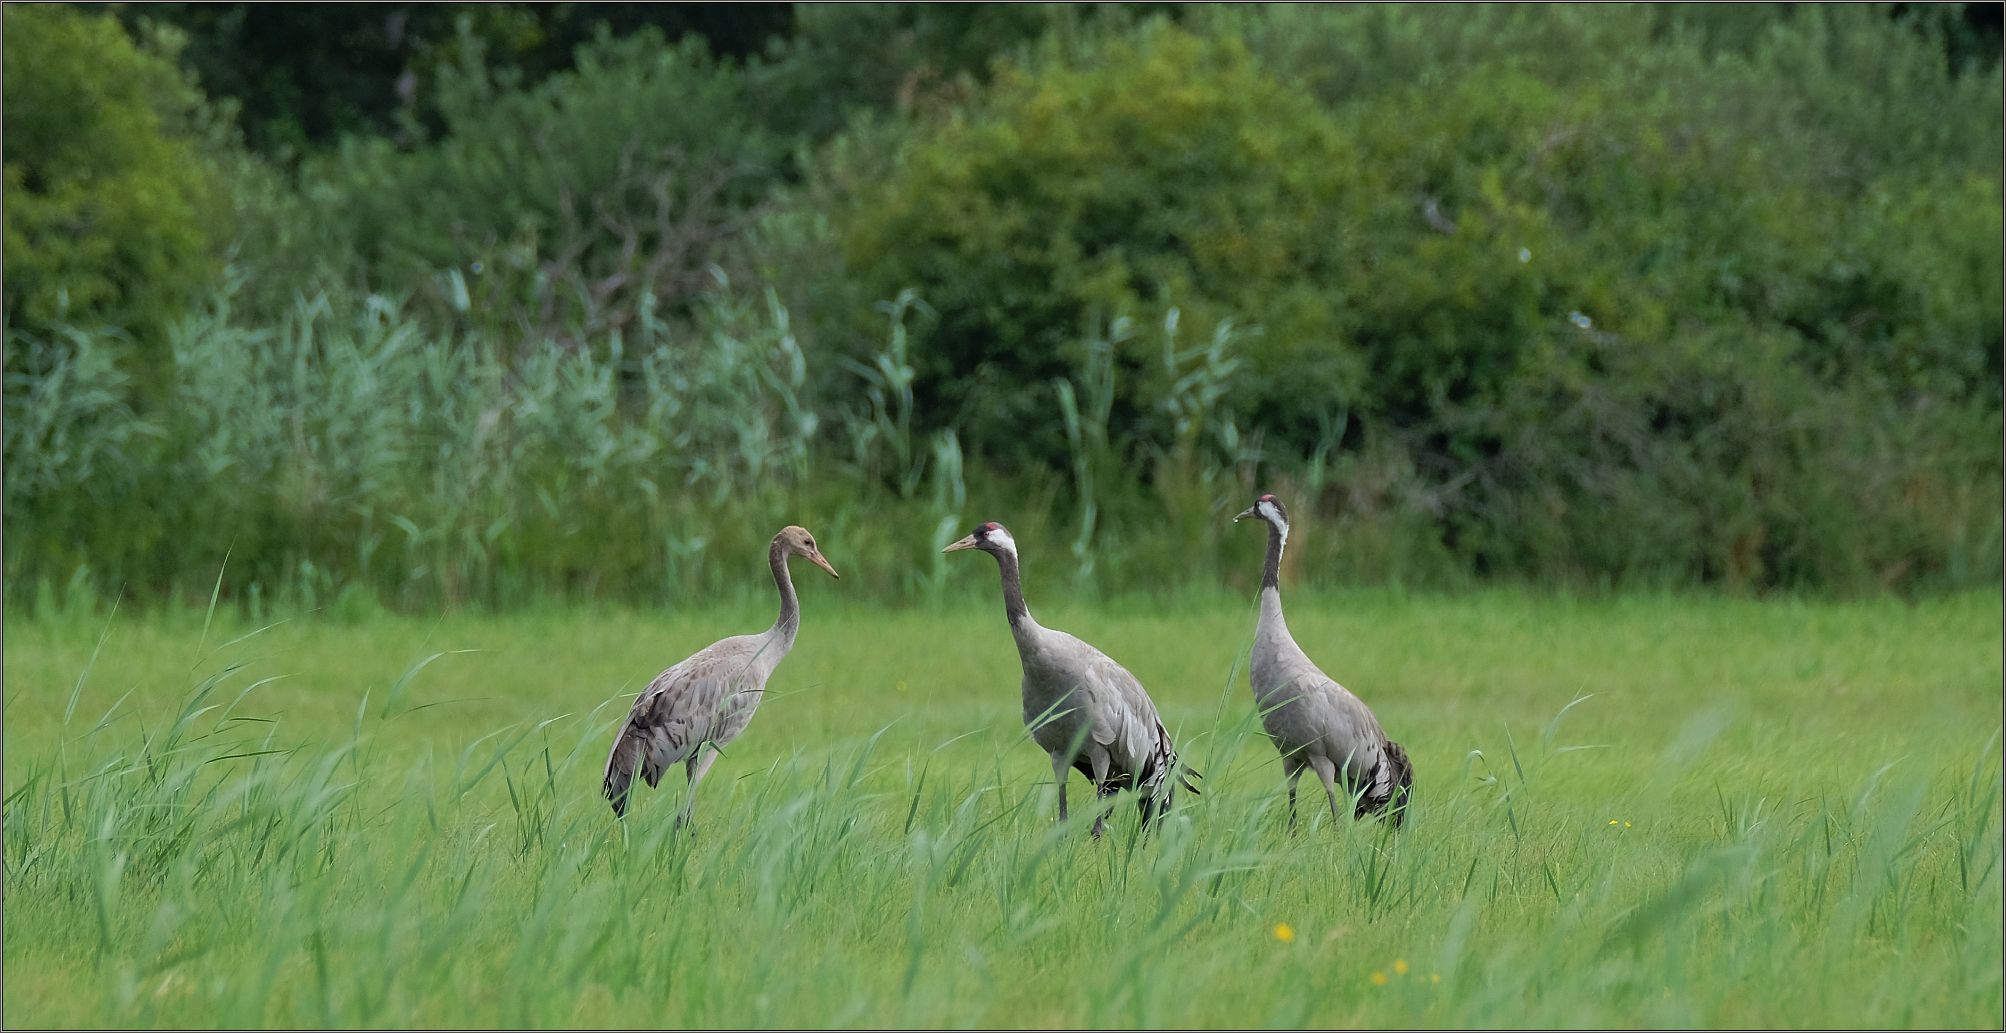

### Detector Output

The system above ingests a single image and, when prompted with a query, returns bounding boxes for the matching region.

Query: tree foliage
[305,31,786,344]
[109,3,798,153]
[3,3,1999,603]
[821,25,1362,465]
[2,5,224,342]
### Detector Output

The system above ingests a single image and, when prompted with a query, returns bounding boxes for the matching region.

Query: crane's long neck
[1262,519,1285,593]
[995,549,1032,632]
[1258,519,1288,629]
[768,539,800,651]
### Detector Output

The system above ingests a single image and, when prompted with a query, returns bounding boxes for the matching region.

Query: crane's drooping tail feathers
[1174,759,1203,795]
[601,730,633,822]
[1140,761,1203,797]
[1143,722,1202,797]
[1362,738,1414,827]
[602,725,648,818]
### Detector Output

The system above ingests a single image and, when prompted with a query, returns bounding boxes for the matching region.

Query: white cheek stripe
[990,528,1018,559]
[1258,501,1288,546]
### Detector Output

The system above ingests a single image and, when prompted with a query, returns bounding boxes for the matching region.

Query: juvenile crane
[945,522,1198,837]
[601,526,839,822]
[1234,495,1412,828]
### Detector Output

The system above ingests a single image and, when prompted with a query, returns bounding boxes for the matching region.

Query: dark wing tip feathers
[603,721,643,818]
[1145,718,1201,795]
[604,768,632,818]
[1379,738,1414,828]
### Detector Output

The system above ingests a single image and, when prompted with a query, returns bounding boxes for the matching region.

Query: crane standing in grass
[1234,494,1412,828]
[602,525,840,823]
[945,521,1198,837]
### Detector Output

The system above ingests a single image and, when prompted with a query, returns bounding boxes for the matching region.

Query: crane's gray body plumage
[1014,619,1185,798]
[602,527,836,821]
[1239,497,1411,827]
[948,523,1196,836]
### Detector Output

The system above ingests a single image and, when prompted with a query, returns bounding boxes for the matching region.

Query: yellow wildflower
[1394,958,1409,975]
[1272,923,1295,943]
[1430,973,1442,984]
[1370,971,1390,986]
[1609,819,1619,826]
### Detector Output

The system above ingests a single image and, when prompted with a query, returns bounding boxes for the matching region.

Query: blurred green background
[5,3,2001,612]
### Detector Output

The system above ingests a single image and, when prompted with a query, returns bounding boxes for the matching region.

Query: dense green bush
[1,6,227,345]
[753,4,1137,140]
[816,24,1364,466]
[794,6,2001,592]
[1283,6,2006,589]
[116,4,797,153]
[2,4,1998,607]
[226,8,1131,342]
[302,31,788,344]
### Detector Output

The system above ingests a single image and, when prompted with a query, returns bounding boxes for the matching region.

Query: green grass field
[3,588,2000,1028]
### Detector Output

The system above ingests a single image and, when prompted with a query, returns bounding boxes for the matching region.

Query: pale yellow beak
[942,534,981,553]
[808,550,840,579]
[1234,505,1260,522]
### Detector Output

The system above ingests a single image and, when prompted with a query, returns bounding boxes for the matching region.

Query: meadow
[7,7,2000,1028]
[3,587,2000,1027]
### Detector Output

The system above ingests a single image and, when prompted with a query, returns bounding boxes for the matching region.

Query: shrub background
[4,3,2000,609]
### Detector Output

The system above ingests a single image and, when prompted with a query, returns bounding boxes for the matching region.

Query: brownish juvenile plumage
[602,526,838,822]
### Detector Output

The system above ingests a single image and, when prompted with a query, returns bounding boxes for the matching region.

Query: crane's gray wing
[602,637,759,817]
[1252,614,1407,824]
[1267,646,1388,766]
[1076,648,1191,792]
[1290,662,1407,817]
[1309,674,1392,773]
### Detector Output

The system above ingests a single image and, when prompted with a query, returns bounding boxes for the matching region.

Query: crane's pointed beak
[1233,505,1260,522]
[809,550,840,579]
[942,534,980,553]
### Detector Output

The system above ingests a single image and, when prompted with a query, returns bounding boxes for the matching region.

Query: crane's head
[1234,493,1290,541]
[775,525,840,578]
[942,521,1017,560]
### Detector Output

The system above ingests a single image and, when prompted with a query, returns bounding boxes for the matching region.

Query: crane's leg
[1050,751,1070,823]
[678,747,721,829]
[1306,754,1343,828]
[1284,759,1307,834]
[1087,752,1114,840]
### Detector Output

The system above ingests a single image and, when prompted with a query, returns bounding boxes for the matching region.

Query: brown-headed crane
[602,526,839,823]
